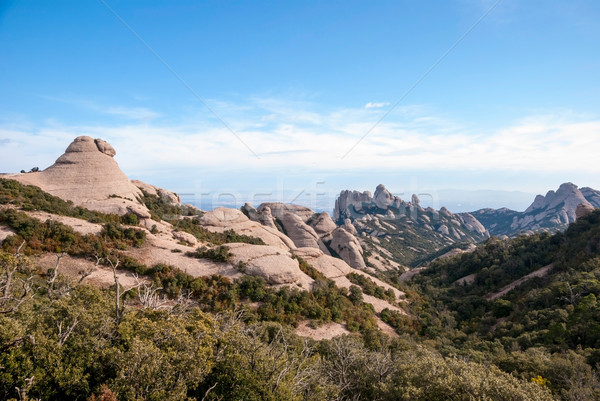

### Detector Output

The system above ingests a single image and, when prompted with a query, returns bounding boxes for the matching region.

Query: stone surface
[309,212,337,236]
[132,180,180,205]
[330,227,366,269]
[172,230,198,246]
[257,202,315,222]
[198,207,296,250]
[576,203,595,220]
[373,184,395,209]
[333,190,372,223]
[242,203,278,229]
[228,243,305,285]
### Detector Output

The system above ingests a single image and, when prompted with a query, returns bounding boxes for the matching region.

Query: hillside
[0,137,406,336]
[0,136,560,400]
[1,136,598,400]
[403,208,600,399]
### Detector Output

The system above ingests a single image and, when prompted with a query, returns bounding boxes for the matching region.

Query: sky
[1,0,599,212]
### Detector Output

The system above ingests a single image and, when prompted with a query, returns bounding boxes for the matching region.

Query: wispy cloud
[365,102,390,109]
[39,95,160,121]
[1,98,599,184]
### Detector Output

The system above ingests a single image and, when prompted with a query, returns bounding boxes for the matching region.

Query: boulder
[277,212,322,249]
[198,207,295,250]
[309,212,337,236]
[172,231,198,246]
[227,243,304,285]
[330,227,366,269]
[132,180,180,205]
[342,219,357,235]
[243,203,278,229]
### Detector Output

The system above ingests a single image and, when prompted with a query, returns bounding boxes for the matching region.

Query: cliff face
[333,184,490,267]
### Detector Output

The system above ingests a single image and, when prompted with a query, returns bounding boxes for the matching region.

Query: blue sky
[1,0,600,212]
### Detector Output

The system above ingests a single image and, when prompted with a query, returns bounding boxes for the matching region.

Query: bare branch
[200,382,218,401]
[57,317,79,347]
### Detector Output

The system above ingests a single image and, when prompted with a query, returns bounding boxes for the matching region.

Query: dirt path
[485,264,554,301]
[296,320,350,340]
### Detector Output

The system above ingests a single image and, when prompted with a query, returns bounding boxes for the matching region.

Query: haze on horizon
[1,0,599,212]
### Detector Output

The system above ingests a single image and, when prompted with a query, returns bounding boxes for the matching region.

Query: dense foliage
[0,178,139,225]
[0,249,554,401]
[172,217,265,245]
[0,208,146,256]
[405,210,600,399]
[346,272,396,302]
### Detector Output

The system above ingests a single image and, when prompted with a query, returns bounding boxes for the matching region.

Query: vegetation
[3,178,600,399]
[172,217,265,245]
[138,189,190,221]
[186,245,233,263]
[0,209,146,256]
[403,209,600,400]
[0,178,122,224]
[346,272,396,302]
[0,248,553,401]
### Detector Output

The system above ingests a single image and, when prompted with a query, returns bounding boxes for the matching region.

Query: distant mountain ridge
[471,182,600,237]
[333,184,490,267]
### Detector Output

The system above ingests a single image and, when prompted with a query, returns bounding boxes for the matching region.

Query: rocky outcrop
[227,243,306,285]
[458,213,488,236]
[198,207,296,250]
[576,203,595,220]
[333,184,490,267]
[254,202,330,254]
[580,187,600,208]
[13,136,150,218]
[172,230,198,246]
[133,180,180,205]
[373,184,395,209]
[309,212,337,236]
[511,183,593,232]
[330,227,366,269]
[333,190,373,222]
[242,203,278,229]
[257,203,315,223]
[472,183,600,237]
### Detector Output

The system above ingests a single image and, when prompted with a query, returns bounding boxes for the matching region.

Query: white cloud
[365,102,390,109]
[1,98,599,185]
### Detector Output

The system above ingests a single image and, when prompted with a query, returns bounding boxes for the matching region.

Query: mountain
[7,136,152,218]
[0,136,404,335]
[333,184,489,267]
[471,182,600,237]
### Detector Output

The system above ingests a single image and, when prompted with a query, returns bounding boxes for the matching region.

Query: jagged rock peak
[63,136,116,157]
[373,184,395,209]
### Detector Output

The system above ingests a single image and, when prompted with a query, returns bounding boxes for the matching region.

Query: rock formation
[132,180,180,205]
[473,183,600,237]
[198,207,295,250]
[330,227,366,269]
[227,244,305,285]
[576,203,595,220]
[13,136,150,218]
[333,184,490,267]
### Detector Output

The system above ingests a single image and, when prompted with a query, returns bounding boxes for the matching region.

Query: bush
[186,245,233,263]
